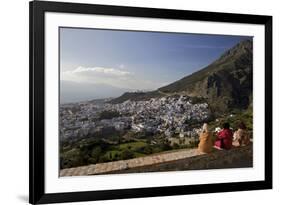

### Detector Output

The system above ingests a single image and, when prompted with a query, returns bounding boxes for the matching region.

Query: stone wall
[60,144,252,177]
[106,145,253,175]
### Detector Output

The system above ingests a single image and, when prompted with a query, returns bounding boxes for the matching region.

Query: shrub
[99,110,120,120]
[120,150,134,160]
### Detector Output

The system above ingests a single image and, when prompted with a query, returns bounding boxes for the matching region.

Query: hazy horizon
[60,27,251,103]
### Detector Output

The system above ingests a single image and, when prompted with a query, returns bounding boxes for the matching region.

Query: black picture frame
[29,1,272,204]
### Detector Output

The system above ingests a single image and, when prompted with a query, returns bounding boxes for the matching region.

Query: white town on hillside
[59,95,210,142]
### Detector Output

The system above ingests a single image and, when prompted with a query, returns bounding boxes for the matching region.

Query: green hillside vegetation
[208,106,253,133]
[60,134,177,169]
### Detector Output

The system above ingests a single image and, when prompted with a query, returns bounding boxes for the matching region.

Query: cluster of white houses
[60,96,210,141]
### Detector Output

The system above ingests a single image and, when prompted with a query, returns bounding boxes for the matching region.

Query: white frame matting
[45,12,265,194]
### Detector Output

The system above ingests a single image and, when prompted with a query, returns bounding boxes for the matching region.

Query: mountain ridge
[110,39,253,114]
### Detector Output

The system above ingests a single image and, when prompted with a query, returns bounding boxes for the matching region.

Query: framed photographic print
[29,0,272,204]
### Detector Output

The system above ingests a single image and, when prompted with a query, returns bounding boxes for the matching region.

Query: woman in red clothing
[214,122,233,150]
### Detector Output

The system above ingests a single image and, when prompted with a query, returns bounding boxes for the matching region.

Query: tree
[90,147,102,164]
[99,110,120,120]
[114,153,120,160]
[143,145,152,154]
[121,150,134,160]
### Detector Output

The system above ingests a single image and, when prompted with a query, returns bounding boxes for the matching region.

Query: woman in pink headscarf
[214,122,233,150]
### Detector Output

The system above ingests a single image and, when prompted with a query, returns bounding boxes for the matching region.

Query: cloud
[62,66,132,85]
[61,66,163,90]
[72,66,131,76]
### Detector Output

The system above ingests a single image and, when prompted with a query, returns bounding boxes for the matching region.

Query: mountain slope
[111,40,253,113]
[109,90,164,104]
[159,39,253,112]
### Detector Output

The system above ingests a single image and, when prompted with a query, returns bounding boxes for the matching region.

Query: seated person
[233,122,250,147]
[214,122,233,150]
[198,123,213,153]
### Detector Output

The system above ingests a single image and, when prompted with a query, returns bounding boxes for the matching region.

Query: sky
[60,27,251,103]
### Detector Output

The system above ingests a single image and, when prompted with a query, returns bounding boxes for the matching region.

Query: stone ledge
[113,144,253,174]
[60,144,252,177]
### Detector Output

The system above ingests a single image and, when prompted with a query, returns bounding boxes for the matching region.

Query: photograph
[29,1,273,203]
[59,28,254,177]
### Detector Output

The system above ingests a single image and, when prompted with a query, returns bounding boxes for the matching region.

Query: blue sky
[60,27,251,102]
